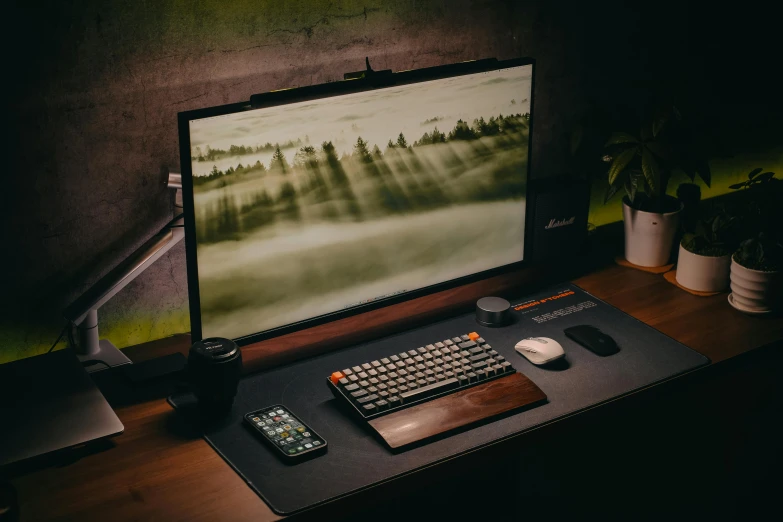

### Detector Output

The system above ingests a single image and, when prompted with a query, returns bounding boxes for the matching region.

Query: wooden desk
[9,264,783,521]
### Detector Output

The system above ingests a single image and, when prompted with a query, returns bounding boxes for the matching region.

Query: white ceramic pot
[623,198,683,267]
[729,256,782,312]
[675,244,731,292]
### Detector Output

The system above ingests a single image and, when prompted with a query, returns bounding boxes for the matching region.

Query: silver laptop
[0,348,124,467]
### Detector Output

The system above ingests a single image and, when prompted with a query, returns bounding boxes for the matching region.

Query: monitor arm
[63,171,184,372]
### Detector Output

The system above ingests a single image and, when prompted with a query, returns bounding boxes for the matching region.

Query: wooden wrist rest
[367,373,547,449]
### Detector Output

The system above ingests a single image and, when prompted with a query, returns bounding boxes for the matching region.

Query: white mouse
[514,337,565,365]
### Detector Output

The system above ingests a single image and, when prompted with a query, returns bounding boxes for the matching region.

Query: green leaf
[756,172,775,182]
[624,171,640,204]
[604,181,621,204]
[681,232,696,250]
[641,146,660,193]
[728,182,746,189]
[604,132,639,147]
[607,147,637,186]
[748,167,763,179]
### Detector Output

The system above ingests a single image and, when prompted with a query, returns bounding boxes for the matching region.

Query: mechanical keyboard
[327,332,516,419]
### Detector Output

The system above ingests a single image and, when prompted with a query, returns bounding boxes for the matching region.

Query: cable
[46,322,69,353]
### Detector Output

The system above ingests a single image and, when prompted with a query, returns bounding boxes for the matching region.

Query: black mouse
[564,325,619,356]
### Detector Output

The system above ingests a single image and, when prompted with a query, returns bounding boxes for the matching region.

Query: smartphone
[244,405,327,460]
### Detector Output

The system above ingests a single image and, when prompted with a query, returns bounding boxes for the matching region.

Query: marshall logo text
[544,216,576,230]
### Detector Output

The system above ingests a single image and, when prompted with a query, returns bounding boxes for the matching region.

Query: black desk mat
[169,283,709,515]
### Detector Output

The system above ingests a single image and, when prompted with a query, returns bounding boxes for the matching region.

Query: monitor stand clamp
[75,309,131,373]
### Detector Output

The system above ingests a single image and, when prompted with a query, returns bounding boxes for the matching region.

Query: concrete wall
[3,0,778,362]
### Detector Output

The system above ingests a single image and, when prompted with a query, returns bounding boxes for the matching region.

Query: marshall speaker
[529,177,591,261]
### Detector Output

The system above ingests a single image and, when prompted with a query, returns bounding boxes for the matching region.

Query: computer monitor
[179,58,535,345]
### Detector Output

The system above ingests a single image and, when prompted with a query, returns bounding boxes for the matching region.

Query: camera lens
[188,337,242,415]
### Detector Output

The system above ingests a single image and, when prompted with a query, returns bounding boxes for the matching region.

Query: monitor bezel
[179,57,536,347]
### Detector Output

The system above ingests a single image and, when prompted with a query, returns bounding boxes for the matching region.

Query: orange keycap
[330,371,345,385]
[468,332,480,341]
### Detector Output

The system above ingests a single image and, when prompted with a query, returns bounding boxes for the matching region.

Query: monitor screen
[183,60,533,342]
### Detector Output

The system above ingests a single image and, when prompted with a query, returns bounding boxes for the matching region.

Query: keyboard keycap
[400,377,458,401]
[471,361,489,371]
[348,375,359,382]
[342,368,353,376]
[339,378,349,385]
[469,352,490,363]
[444,339,454,346]
[452,337,462,343]
[362,363,372,370]
[359,380,370,387]
[363,404,376,413]
[351,389,368,398]
[352,366,362,373]
[388,396,401,406]
[357,394,378,404]
[371,360,381,367]
[345,383,359,391]
[381,358,391,364]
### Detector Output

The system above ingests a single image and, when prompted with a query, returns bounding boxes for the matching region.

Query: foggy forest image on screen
[190,65,532,340]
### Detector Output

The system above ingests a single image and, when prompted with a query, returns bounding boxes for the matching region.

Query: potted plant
[676,210,739,292]
[727,168,783,312]
[603,106,711,267]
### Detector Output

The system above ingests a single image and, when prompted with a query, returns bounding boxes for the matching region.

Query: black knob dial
[475,297,511,327]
